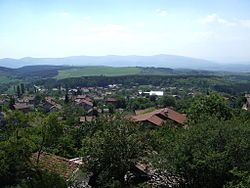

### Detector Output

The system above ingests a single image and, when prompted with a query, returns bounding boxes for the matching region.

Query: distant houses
[139,91,164,97]
[75,99,94,111]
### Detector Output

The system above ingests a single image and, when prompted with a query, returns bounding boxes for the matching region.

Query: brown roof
[163,108,187,125]
[77,99,93,107]
[147,115,165,126]
[31,152,79,179]
[14,103,34,110]
[85,97,93,103]
[132,108,187,126]
[45,97,62,110]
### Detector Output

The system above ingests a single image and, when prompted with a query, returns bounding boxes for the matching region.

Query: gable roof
[77,99,93,107]
[132,108,187,126]
[45,97,62,110]
[32,152,79,179]
[163,108,187,125]
[14,103,34,110]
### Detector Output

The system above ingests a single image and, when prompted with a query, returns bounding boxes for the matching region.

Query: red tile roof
[132,108,186,126]
[162,108,187,125]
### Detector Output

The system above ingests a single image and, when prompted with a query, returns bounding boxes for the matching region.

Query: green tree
[34,113,64,164]
[9,96,15,110]
[64,93,69,104]
[188,93,232,123]
[81,116,144,187]
[158,95,176,108]
[225,168,250,188]
[0,135,35,186]
[154,118,250,187]
[17,85,21,98]
[20,83,25,94]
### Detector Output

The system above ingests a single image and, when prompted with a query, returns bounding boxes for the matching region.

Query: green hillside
[56,66,142,79]
[55,66,175,79]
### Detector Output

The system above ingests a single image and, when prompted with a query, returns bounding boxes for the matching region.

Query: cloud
[60,12,70,16]
[83,16,91,21]
[135,22,145,28]
[239,19,250,28]
[156,9,168,17]
[90,24,128,34]
[199,13,236,26]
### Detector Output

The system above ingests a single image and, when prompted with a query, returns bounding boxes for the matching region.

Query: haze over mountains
[0,54,250,72]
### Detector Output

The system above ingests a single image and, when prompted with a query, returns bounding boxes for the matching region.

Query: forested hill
[0,65,215,81]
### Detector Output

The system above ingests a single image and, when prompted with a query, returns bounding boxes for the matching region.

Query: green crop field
[56,66,142,79]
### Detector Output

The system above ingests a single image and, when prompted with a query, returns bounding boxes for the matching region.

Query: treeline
[214,82,250,94]
[34,75,222,89]
[32,74,250,95]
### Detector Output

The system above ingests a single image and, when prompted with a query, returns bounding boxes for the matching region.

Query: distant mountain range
[0,55,249,72]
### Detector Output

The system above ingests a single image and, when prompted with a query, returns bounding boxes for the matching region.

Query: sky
[0,0,250,62]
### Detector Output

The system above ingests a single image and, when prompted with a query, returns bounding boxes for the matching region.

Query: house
[87,107,102,116]
[76,99,93,111]
[75,95,87,100]
[80,116,96,123]
[42,97,62,112]
[139,91,164,97]
[132,108,187,126]
[13,103,34,113]
[17,96,35,105]
[105,98,117,105]
[31,152,90,186]
[23,96,35,104]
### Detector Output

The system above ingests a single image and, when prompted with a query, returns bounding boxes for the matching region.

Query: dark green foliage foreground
[0,94,250,187]
[152,118,250,187]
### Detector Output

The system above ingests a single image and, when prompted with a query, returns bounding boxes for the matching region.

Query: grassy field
[0,75,19,84]
[56,66,142,79]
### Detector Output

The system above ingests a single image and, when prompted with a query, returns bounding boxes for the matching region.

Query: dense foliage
[0,71,250,188]
[152,118,250,187]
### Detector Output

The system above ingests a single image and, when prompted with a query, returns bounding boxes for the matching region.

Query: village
[1,81,250,187]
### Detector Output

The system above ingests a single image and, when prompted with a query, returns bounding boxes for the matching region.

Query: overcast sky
[0,0,250,62]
